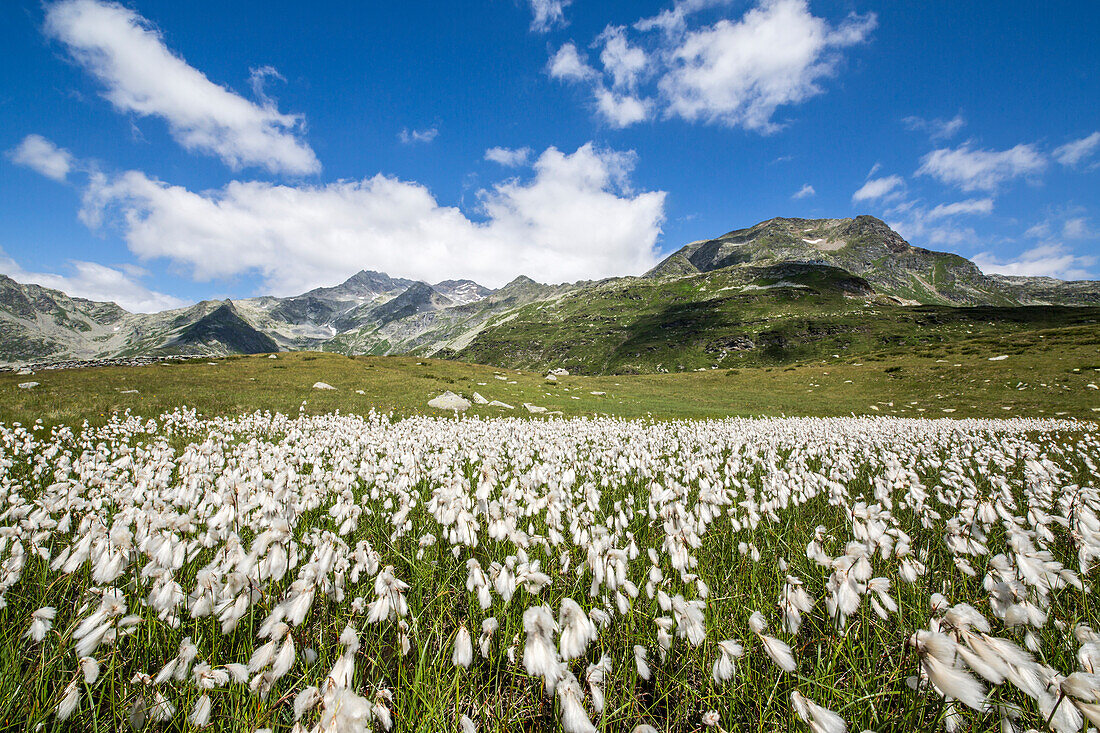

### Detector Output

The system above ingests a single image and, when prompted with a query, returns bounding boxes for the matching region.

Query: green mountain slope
[452,262,1100,374]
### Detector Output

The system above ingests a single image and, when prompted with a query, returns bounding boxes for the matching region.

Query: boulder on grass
[428,391,471,411]
[313,382,337,390]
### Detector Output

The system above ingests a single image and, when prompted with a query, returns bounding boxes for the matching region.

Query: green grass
[3,332,1099,430]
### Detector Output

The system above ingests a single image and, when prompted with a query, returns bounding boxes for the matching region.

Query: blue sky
[1,0,1098,311]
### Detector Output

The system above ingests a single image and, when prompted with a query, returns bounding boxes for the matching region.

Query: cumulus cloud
[548,43,598,81]
[551,0,876,132]
[8,134,74,181]
[550,42,650,127]
[598,26,648,90]
[485,146,532,166]
[916,142,1046,192]
[398,127,439,144]
[0,249,186,312]
[44,0,318,174]
[791,183,815,199]
[594,89,651,127]
[658,0,876,131]
[852,175,905,202]
[974,244,1095,280]
[926,198,993,219]
[528,0,571,32]
[1054,131,1100,168]
[78,144,666,294]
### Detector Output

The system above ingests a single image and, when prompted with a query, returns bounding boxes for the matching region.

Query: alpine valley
[4,216,1099,374]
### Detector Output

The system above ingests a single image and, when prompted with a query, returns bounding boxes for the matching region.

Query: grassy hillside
[4,328,1099,429]
[451,263,1100,375]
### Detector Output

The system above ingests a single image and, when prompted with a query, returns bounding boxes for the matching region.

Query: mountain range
[4,215,1099,373]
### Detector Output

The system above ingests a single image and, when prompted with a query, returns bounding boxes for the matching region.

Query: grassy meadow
[3,327,1100,429]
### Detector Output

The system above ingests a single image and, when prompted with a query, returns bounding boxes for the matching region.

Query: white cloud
[599,26,648,90]
[888,216,978,249]
[398,127,439,144]
[658,0,876,131]
[550,0,874,133]
[916,142,1046,192]
[79,144,667,293]
[1062,217,1091,239]
[548,43,597,81]
[1054,131,1100,167]
[852,175,905,202]
[885,198,987,249]
[485,146,533,166]
[1026,212,1094,241]
[594,88,651,127]
[902,113,965,141]
[45,0,318,175]
[0,249,186,312]
[248,65,285,104]
[528,0,571,32]
[974,244,1095,280]
[635,0,735,36]
[791,183,815,199]
[8,134,74,181]
[926,198,993,219]
[550,41,650,127]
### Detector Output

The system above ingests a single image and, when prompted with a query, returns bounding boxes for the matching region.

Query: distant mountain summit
[432,279,492,305]
[649,216,1013,305]
[303,270,415,302]
[3,215,1099,369]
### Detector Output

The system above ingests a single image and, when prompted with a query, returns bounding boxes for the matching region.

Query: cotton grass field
[1,403,1099,733]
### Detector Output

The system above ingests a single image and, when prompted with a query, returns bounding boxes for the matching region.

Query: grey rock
[428,391,471,411]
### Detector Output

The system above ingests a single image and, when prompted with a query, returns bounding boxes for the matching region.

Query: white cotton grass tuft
[556,671,597,733]
[634,644,651,681]
[56,680,80,720]
[791,690,847,733]
[294,686,321,720]
[908,630,988,712]
[27,606,55,642]
[479,617,499,658]
[523,605,563,694]
[453,624,473,669]
[586,654,611,713]
[749,611,796,673]
[79,656,100,685]
[712,639,744,684]
[1061,672,1100,726]
[190,694,212,728]
[558,598,597,661]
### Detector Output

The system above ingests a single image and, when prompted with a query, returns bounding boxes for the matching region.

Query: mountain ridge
[3,215,1099,370]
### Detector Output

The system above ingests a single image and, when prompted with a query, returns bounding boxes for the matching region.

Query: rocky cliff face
[3,215,1098,366]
